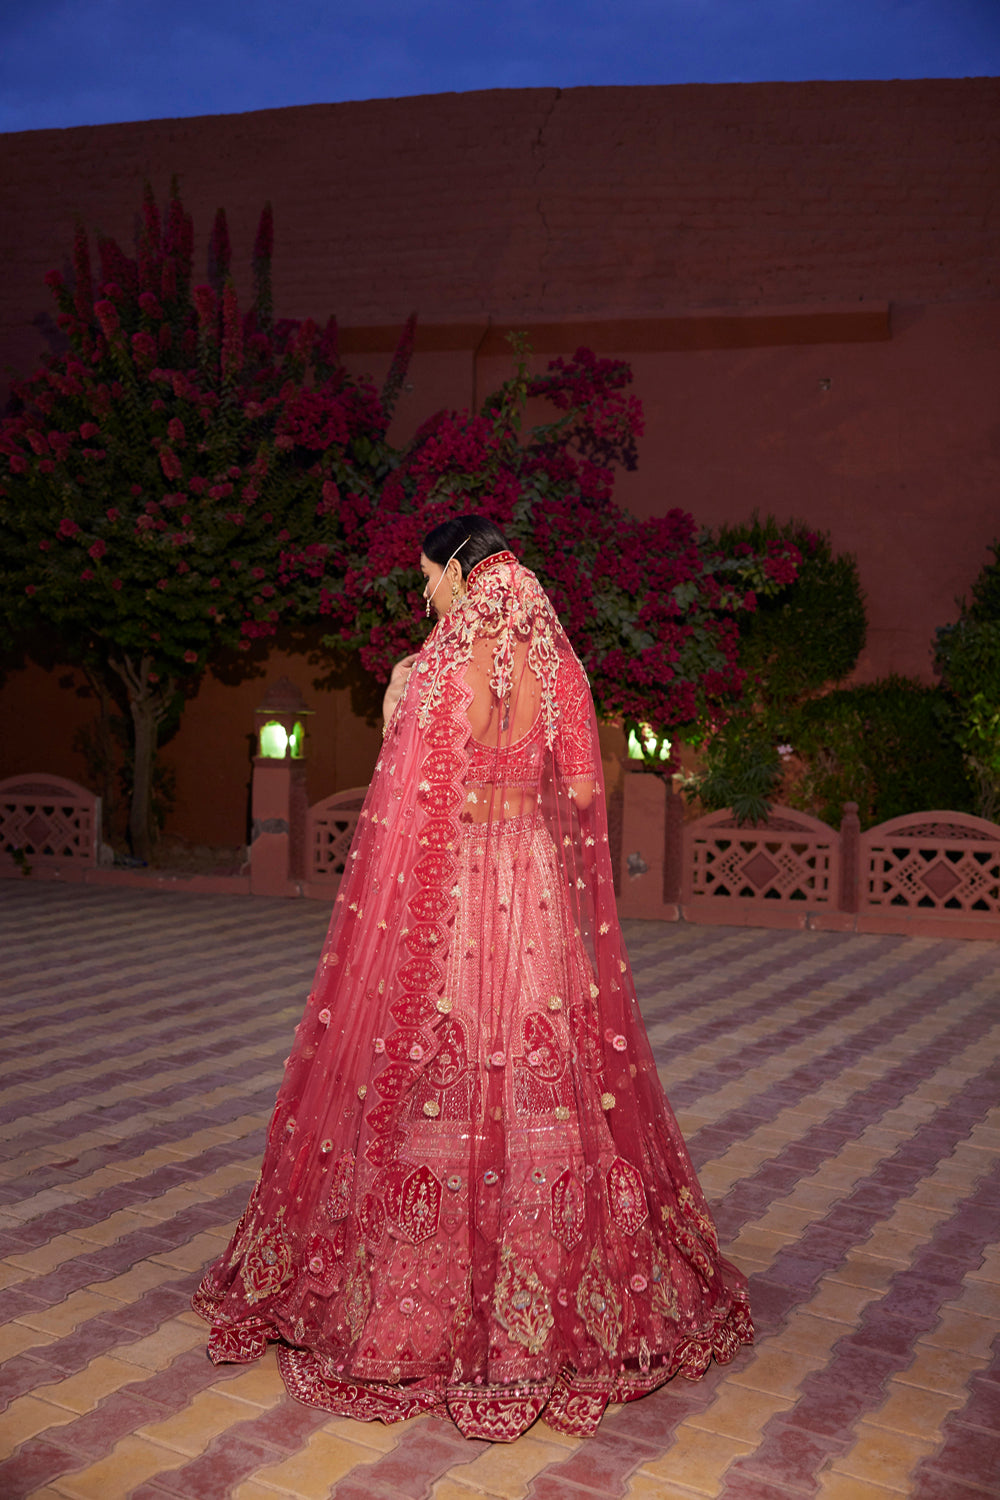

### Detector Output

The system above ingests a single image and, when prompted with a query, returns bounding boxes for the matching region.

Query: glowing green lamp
[254,679,312,761]
[627,722,672,764]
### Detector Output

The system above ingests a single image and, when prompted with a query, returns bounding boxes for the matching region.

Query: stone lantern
[250,677,313,896]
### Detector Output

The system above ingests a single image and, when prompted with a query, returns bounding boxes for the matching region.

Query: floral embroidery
[607,1157,648,1237]
[493,1246,554,1355]
[550,1168,585,1250]
[576,1248,623,1356]
[241,1215,293,1306]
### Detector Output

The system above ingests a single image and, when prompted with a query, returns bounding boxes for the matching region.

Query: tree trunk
[128,691,159,863]
[107,654,171,865]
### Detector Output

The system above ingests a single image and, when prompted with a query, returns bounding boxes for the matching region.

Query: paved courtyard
[0,881,998,1499]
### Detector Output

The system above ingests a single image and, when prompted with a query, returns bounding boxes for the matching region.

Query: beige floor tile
[5,1189,80,1222]
[816,1474,903,1500]
[429,1482,482,1500]
[757,1204,824,1236]
[65,1209,161,1246]
[805,1280,879,1325]
[830,1422,937,1492]
[115,1318,206,1369]
[719,1227,790,1263]
[625,1475,709,1500]
[0,1395,77,1448]
[531,1418,584,1449]
[137,1388,254,1455]
[129,1186,211,1222]
[809,1163,867,1191]
[767,1313,846,1359]
[728,1345,827,1397]
[85,1261,178,1302]
[251,1431,380,1497]
[14,1288,119,1337]
[685,1384,792,1442]
[867,1382,964,1439]
[638,1428,753,1491]
[231,1484,289,1500]
[907,1180,968,1214]
[826,1255,901,1294]
[148,1229,226,1272]
[322,1412,420,1451]
[923,1308,999,1359]
[213,1358,288,1409]
[895,1344,987,1395]
[446,1433,568,1499]
[858,1228,924,1265]
[884,1202,947,1238]
[0,1321,56,1359]
[0,1260,32,1290]
[968,1249,1000,1286]
[49,1436,187,1499]
[952,1279,1000,1321]
[782,1182,844,1214]
[5,1233,85,1274]
[32,1356,145,1414]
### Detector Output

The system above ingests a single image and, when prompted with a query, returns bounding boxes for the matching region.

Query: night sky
[2,0,999,135]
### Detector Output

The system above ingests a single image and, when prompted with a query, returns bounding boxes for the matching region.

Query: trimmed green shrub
[935,541,1000,822]
[784,676,973,830]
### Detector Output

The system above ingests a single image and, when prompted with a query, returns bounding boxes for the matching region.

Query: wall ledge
[339,303,892,357]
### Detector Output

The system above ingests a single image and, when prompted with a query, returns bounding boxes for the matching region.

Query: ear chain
[422,540,470,615]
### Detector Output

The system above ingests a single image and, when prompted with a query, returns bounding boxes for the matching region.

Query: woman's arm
[382,653,417,730]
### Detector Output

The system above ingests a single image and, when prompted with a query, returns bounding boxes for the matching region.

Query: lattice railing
[0,774,100,872]
[861,811,1000,916]
[683,805,839,907]
[307,786,367,884]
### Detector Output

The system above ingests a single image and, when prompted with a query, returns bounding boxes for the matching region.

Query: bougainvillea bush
[279,345,802,741]
[1,185,801,857]
[0,184,400,858]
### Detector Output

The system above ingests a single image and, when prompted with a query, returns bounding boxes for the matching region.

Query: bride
[194,514,752,1441]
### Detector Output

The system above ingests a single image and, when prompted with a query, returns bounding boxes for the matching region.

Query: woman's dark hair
[422,515,510,580]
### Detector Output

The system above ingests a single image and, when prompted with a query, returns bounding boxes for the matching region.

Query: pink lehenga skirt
[193,817,752,1441]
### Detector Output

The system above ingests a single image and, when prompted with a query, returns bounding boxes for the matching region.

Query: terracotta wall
[2,80,999,845]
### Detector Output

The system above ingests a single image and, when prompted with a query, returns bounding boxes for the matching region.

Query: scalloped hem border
[193,1290,753,1440]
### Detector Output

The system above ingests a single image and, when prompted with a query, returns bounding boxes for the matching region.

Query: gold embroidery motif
[493,1245,553,1354]
[342,1242,371,1342]
[576,1247,623,1356]
[607,1157,649,1237]
[241,1211,293,1306]
[550,1168,585,1250]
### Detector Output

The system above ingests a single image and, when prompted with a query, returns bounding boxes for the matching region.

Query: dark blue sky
[2,0,999,134]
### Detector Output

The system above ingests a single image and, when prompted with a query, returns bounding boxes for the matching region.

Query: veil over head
[194,549,751,1440]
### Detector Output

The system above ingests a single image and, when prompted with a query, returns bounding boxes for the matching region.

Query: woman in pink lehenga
[194,515,752,1441]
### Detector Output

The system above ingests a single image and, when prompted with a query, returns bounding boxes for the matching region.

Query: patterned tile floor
[0,882,998,1500]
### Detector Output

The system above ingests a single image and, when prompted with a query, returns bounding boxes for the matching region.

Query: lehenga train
[193,551,752,1441]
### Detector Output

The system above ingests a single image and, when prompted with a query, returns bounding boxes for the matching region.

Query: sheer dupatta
[194,552,751,1441]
